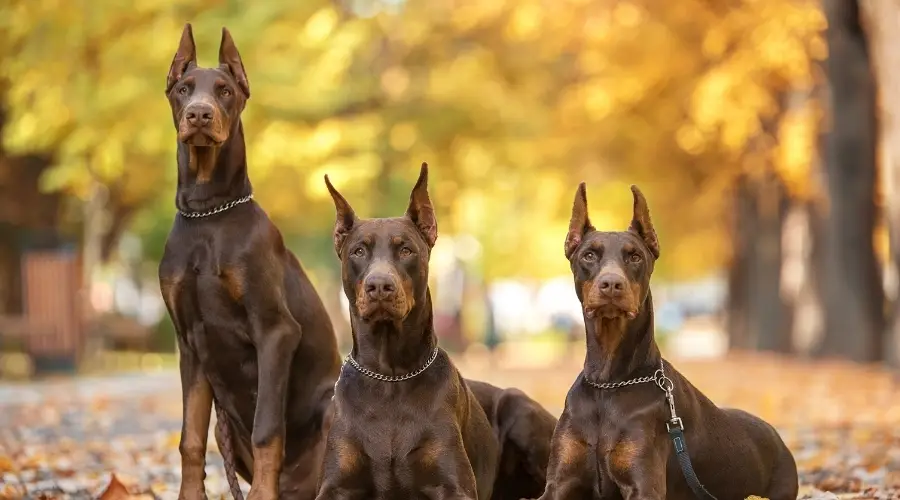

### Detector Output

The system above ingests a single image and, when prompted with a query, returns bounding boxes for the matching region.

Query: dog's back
[467,379,557,500]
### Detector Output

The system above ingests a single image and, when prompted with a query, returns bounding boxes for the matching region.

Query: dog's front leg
[421,454,478,500]
[536,423,594,500]
[422,486,476,500]
[178,334,213,500]
[607,437,667,500]
[247,314,302,500]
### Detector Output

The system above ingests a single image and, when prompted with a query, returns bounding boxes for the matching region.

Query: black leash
[584,360,718,500]
[657,365,719,500]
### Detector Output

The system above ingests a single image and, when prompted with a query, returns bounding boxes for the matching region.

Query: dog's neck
[175,120,253,214]
[583,292,661,384]
[349,290,438,377]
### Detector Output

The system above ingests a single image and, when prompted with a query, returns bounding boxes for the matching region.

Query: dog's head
[165,24,250,147]
[564,183,659,321]
[325,163,438,324]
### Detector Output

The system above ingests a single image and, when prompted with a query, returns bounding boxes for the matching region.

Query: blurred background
[2,0,900,497]
[4,0,897,373]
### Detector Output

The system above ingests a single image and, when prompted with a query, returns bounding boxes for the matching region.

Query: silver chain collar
[178,193,254,219]
[344,346,440,383]
[583,359,669,390]
[583,359,684,430]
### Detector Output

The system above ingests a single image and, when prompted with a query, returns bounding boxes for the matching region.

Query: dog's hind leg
[176,334,214,500]
[764,446,799,500]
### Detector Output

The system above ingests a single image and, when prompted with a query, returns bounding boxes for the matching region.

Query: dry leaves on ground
[0,353,898,499]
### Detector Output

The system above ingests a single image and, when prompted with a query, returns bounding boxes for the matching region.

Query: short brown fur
[159,24,340,500]
[316,164,499,500]
[535,183,799,500]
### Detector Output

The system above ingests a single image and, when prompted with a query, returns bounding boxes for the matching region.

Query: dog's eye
[220,88,231,98]
[178,86,189,96]
[629,252,642,263]
[582,251,596,263]
[399,247,413,258]
[352,247,366,258]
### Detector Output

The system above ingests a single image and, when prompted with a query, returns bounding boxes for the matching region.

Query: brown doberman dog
[467,380,558,500]
[315,163,498,500]
[536,184,798,500]
[159,24,340,500]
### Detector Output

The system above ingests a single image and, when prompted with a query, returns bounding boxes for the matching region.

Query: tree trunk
[727,174,754,350]
[754,169,793,353]
[859,0,900,367]
[727,170,792,353]
[817,0,885,362]
[0,224,23,315]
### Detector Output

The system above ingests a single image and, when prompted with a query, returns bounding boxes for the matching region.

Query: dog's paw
[177,487,209,500]
[246,487,279,500]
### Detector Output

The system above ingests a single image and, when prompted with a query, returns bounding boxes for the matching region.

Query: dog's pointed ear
[565,182,594,260]
[166,23,197,94]
[405,162,438,248]
[219,27,250,98]
[628,185,660,259]
[324,175,357,255]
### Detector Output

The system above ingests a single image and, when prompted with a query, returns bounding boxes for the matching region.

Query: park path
[1,350,899,499]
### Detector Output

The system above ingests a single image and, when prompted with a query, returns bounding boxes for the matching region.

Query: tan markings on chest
[219,266,244,301]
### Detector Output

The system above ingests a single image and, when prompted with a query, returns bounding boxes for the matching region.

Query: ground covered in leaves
[0,350,899,499]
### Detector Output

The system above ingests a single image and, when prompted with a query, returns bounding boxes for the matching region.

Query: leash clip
[653,371,674,393]
[666,416,684,432]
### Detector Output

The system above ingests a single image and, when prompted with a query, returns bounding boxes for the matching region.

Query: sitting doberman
[467,380,558,500]
[158,25,340,500]
[316,163,498,500]
[536,184,798,500]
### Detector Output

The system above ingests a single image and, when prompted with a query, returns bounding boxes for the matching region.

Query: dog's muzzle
[178,101,227,146]
[355,271,412,322]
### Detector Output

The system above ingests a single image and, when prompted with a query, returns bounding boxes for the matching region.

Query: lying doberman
[159,25,340,500]
[467,380,558,500]
[316,163,498,499]
[536,184,798,500]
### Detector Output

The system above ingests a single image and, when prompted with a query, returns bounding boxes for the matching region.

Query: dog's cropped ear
[166,24,197,94]
[405,162,438,248]
[219,27,250,98]
[628,185,660,259]
[565,182,594,260]
[324,175,358,255]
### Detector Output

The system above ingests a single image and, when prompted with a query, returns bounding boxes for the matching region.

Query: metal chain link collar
[583,358,683,431]
[178,193,254,219]
[583,359,669,390]
[343,346,440,383]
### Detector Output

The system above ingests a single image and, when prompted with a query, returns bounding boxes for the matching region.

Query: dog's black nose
[185,104,214,127]
[598,274,626,298]
[365,274,397,301]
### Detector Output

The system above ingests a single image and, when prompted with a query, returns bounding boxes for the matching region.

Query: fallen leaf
[98,473,131,500]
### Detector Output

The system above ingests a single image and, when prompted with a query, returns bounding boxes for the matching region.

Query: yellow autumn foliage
[0,0,826,279]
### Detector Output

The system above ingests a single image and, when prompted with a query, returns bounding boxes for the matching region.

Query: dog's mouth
[178,121,228,148]
[584,303,637,320]
[357,299,412,323]
[178,128,226,147]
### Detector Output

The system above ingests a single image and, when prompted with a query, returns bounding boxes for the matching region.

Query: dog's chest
[161,225,249,308]
[159,227,255,351]
[340,390,449,494]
